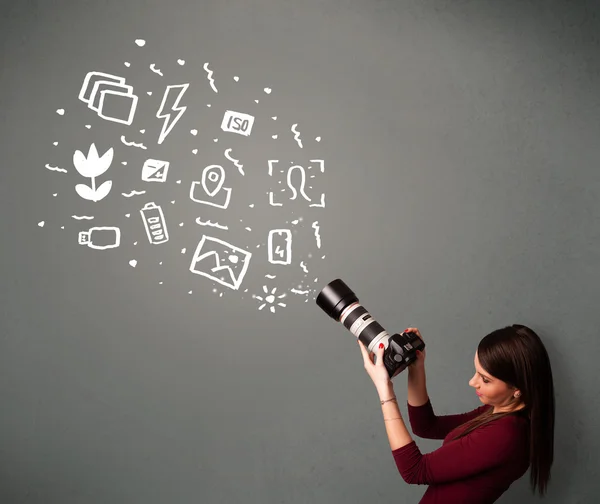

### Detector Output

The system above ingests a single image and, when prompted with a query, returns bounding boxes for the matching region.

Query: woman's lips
[476,391,483,396]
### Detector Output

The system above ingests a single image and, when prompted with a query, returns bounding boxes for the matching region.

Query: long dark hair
[450,324,555,496]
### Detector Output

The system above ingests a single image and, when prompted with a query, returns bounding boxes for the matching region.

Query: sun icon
[255,285,287,313]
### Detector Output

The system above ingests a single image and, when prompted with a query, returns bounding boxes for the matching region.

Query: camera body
[316,279,425,378]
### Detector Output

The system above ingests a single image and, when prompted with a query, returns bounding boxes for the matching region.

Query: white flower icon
[73,143,113,202]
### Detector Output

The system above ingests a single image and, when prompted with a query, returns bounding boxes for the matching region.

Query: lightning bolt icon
[156,83,189,145]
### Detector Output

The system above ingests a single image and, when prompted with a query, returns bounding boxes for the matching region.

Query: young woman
[358,324,555,504]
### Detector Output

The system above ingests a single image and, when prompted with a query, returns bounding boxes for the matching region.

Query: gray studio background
[1,0,599,503]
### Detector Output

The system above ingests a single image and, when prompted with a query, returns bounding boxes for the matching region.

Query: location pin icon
[202,165,225,197]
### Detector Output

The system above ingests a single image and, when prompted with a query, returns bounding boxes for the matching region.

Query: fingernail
[379,343,384,349]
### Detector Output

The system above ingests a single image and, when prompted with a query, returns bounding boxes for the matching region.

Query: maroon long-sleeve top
[391,398,530,504]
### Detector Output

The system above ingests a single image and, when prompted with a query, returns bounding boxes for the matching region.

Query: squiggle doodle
[149,63,163,76]
[203,62,218,93]
[265,274,276,279]
[224,148,244,175]
[312,221,321,248]
[120,135,147,150]
[300,261,308,273]
[291,123,303,148]
[45,164,67,173]
[195,217,228,230]
[72,215,94,220]
[291,288,310,295]
[122,189,147,197]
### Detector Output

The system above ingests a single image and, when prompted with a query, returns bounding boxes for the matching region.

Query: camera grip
[382,332,426,378]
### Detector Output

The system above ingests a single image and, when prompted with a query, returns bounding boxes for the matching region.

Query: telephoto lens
[316,279,425,378]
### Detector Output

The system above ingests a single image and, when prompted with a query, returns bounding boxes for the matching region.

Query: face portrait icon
[267,159,325,208]
[189,164,232,209]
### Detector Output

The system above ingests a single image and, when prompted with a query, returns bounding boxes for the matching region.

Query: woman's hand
[358,339,392,390]
[405,327,426,371]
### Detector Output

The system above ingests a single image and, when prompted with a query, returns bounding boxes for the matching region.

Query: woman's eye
[482,379,490,384]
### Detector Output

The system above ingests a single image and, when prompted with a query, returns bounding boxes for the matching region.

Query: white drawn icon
[121,135,146,150]
[221,110,254,136]
[268,229,292,265]
[74,143,113,202]
[224,148,244,175]
[190,165,231,209]
[78,226,121,250]
[203,62,218,93]
[196,218,228,230]
[254,285,287,313]
[312,221,322,248]
[267,160,325,207]
[291,123,303,148]
[141,159,170,182]
[140,202,169,244]
[79,72,138,125]
[149,64,163,76]
[157,84,189,144]
[189,235,252,290]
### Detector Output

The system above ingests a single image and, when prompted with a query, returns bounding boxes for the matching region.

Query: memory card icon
[141,159,170,182]
[268,229,292,265]
[140,202,169,244]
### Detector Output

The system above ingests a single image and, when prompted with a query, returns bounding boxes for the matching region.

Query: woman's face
[469,351,522,413]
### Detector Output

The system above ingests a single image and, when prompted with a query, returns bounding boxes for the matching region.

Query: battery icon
[140,202,169,244]
[268,229,292,265]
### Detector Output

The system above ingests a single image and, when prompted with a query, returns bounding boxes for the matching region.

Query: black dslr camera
[316,279,425,378]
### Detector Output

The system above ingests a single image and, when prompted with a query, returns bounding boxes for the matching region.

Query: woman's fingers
[376,343,386,367]
[405,327,423,340]
[358,339,372,366]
